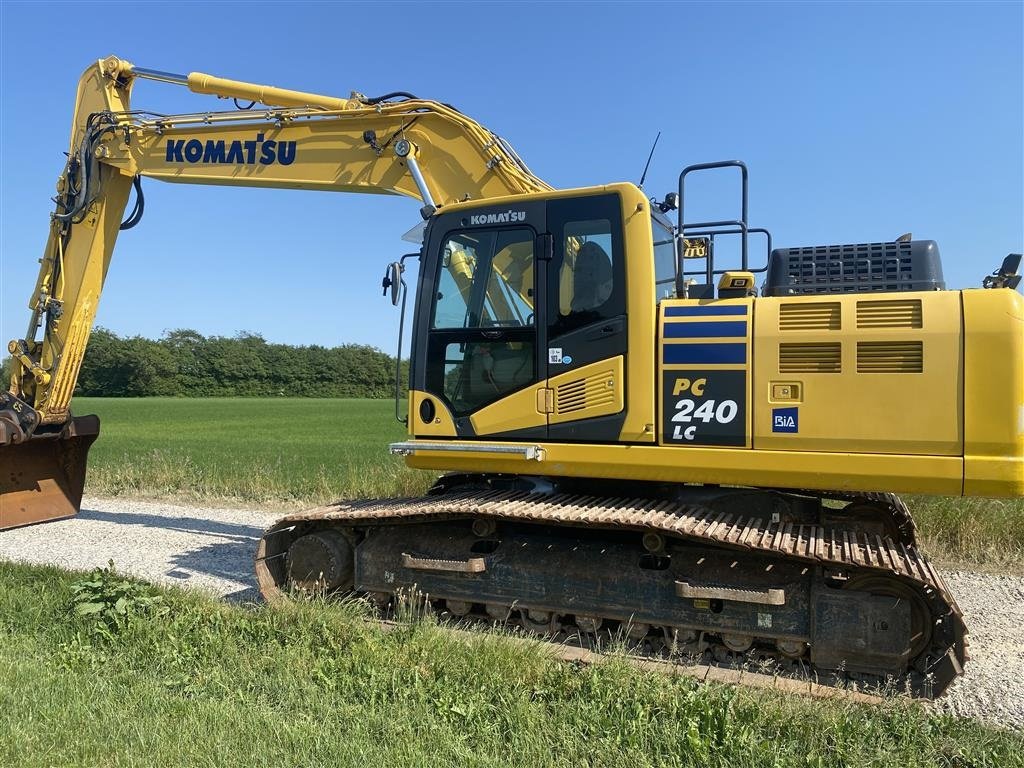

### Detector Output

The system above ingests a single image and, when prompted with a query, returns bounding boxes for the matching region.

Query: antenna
[638,132,661,190]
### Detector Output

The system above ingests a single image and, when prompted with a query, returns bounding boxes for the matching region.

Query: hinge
[536,387,554,414]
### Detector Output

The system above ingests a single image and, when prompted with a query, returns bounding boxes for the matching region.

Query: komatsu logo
[468,210,527,225]
[165,134,297,166]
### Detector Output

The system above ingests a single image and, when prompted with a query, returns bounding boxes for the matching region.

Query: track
[254,489,966,698]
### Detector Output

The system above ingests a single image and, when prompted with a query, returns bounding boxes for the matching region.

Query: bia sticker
[772,407,799,433]
[548,348,563,364]
[562,355,573,364]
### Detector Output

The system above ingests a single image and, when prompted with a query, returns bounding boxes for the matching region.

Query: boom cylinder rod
[130,67,188,86]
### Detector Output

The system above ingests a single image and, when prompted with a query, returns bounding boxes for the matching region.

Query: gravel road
[0,496,1020,730]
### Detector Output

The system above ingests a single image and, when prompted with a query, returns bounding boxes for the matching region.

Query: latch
[536,387,554,414]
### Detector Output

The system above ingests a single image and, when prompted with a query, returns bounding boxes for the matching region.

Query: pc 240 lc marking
[668,376,738,441]
[662,371,747,447]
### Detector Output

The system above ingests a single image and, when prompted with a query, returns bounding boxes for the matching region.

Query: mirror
[389,262,403,306]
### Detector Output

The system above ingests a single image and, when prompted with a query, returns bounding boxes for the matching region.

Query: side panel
[470,383,547,436]
[617,188,657,443]
[963,289,1024,496]
[548,356,624,425]
[658,301,753,448]
[752,292,963,455]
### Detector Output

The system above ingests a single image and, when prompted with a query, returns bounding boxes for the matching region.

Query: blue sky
[1,1,1021,354]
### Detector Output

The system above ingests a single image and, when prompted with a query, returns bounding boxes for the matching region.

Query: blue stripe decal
[663,343,747,365]
[663,321,747,338]
[664,305,749,317]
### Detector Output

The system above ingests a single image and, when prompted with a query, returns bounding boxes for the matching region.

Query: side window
[652,218,677,301]
[548,197,625,341]
[559,220,615,317]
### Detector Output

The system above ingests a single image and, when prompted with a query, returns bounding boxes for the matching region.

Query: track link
[255,489,965,698]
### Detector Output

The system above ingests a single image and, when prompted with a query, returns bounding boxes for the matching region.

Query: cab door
[418,216,549,438]
[543,194,628,441]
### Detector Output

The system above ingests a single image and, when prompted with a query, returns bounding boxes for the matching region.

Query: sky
[1,1,1021,354]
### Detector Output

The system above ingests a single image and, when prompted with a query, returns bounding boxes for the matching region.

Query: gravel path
[0,496,1021,730]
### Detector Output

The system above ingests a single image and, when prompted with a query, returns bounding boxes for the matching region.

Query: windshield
[431,229,535,329]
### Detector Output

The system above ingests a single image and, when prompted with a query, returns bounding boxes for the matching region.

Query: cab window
[429,228,536,416]
[432,229,535,329]
[548,196,625,341]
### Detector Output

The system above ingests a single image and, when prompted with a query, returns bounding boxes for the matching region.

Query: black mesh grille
[764,240,944,296]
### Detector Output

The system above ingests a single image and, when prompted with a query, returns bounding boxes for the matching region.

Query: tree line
[2,329,407,398]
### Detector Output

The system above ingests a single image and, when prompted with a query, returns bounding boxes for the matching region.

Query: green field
[75,397,433,506]
[0,560,1019,768]
[73,397,1024,568]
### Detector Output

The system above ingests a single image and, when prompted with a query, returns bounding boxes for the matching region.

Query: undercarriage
[255,477,966,698]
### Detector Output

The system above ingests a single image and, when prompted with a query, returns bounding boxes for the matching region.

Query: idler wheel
[575,614,604,634]
[844,575,932,663]
[286,530,354,593]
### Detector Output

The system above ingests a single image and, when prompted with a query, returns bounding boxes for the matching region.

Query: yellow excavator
[2,57,1022,697]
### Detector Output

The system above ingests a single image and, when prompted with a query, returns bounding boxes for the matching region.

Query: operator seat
[571,241,613,312]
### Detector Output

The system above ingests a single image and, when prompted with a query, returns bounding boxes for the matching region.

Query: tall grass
[0,561,1019,767]
[909,495,1024,571]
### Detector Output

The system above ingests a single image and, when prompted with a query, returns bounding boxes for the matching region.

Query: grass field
[73,397,1024,568]
[76,397,432,505]
[0,560,1019,768]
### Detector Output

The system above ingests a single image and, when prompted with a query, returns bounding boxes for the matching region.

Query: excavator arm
[0,55,548,528]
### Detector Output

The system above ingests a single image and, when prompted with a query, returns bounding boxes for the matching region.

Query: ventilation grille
[764,239,945,296]
[779,343,841,373]
[554,368,617,415]
[857,341,923,373]
[779,302,841,331]
[856,299,922,329]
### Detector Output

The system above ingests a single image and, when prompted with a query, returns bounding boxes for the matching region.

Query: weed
[69,559,169,639]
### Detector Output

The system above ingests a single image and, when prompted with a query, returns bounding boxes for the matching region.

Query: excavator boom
[0,56,548,529]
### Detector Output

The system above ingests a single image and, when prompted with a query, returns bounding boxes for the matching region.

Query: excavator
[2,56,1022,698]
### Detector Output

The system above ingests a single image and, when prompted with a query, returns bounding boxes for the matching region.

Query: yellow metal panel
[469,383,546,436]
[408,390,457,438]
[402,439,964,496]
[617,186,657,442]
[752,292,963,455]
[548,356,624,425]
[963,289,1024,496]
